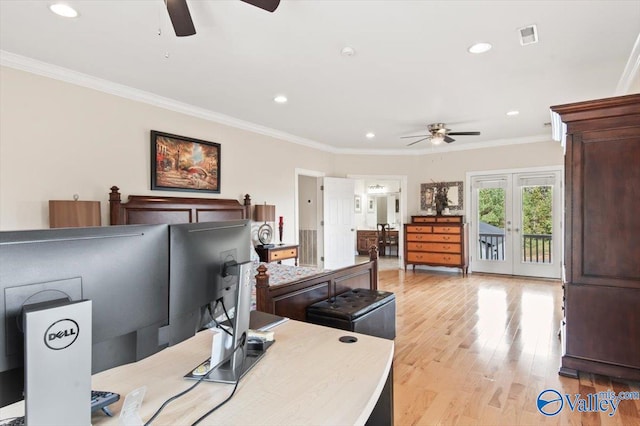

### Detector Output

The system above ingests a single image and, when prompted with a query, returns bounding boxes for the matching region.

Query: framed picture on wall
[151,130,220,193]
[368,198,375,213]
[355,195,362,213]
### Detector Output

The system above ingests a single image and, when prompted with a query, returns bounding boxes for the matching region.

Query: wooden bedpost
[243,194,252,220]
[369,245,379,290]
[255,263,271,313]
[109,186,121,226]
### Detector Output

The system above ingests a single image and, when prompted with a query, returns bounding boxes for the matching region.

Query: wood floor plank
[377,268,640,425]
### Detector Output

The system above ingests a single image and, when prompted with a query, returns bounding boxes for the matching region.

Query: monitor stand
[184,343,271,384]
[184,261,267,384]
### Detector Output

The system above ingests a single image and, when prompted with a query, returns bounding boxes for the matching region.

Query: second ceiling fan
[402,123,481,146]
[165,0,281,37]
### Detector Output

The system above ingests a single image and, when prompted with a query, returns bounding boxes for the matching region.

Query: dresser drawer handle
[443,228,450,232]
[443,246,450,250]
[443,236,450,241]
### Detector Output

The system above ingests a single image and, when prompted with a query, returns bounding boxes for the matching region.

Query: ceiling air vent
[518,24,538,46]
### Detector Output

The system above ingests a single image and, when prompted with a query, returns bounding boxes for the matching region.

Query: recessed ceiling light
[506,110,520,116]
[341,46,356,57]
[273,95,287,104]
[49,3,79,18]
[365,132,375,139]
[468,42,492,54]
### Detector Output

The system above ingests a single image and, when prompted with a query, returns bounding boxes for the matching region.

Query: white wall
[1,66,564,231]
[0,66,334,230]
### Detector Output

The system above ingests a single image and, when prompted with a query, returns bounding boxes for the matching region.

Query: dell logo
[44,319,79,350]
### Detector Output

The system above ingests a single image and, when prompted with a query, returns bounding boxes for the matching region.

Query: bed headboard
[109,186,252,225]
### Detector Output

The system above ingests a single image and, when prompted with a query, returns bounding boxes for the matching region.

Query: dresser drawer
[407,252,461,265]
[406,225,431,233]
[435,216,462,223]
[409,233,461,243]
[270,247,297,260]
[407,242,460,253]
[432,225,461,234]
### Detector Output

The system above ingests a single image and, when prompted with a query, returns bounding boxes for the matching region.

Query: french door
[470,170,562,278]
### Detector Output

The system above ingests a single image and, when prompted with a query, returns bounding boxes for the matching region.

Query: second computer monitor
[168,220,251,346]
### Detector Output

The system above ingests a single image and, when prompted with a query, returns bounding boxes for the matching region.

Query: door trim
[347,174,408,269]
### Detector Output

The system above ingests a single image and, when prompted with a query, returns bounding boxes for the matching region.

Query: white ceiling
[1,1,639,154]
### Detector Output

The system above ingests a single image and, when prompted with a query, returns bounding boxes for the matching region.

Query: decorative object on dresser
[254,203,276,247]
[404,215,469,275]
[420,181,464,212]
[551,93,640,381]
[255,244,299,266]
[49,196,101,228]
[150,130,220,193]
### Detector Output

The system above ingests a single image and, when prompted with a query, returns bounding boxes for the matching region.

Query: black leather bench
[306,288,396,340]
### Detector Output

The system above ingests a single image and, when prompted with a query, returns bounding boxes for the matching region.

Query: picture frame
[420,181,464,211]
[151,130,220,193]
[354,195,362,213]
[368,198,375,213]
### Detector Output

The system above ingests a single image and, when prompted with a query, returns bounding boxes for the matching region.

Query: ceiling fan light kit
[402,123,481,147]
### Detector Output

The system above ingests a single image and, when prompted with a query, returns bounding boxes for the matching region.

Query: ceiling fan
[165,0,281,37]
[402,123,481,146]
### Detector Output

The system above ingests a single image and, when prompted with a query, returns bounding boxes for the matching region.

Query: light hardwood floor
[378,269,640,425]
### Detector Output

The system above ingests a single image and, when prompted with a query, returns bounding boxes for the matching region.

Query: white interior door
[323,177,356,270]
[470,170,561,279]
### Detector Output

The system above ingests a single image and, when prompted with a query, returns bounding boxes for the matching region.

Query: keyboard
[91,390,121,416]
[0,390,120,425]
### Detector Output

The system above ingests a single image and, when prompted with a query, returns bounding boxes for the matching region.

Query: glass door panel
[471,175,513,275]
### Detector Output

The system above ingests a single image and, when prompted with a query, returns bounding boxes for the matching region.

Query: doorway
[468,168,562,279]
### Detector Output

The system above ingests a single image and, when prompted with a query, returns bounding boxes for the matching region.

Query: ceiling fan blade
[444,136,455,143]
[448,131,481,136]
[166,0,196,37]
[401,134,429,139]
[240,0,281,12]
[407,137,430,146]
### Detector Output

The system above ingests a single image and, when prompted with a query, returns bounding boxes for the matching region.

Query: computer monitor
[167,220,251,347]
[0,224,169,407]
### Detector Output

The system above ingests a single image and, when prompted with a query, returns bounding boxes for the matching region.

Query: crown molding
[1,50,550,157]
[338,134,553,156]
[0,50,338,153]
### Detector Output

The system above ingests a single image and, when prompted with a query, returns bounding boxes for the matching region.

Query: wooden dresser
[404,215,468,275]
[552,94,640,381]
[356,230,378,255]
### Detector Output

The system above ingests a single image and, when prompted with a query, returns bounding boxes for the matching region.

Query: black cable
[190,344,246,426]
[205,300,233,337]
[143,339,243,426]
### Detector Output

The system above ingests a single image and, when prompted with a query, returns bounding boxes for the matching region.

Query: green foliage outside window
[478,188,505,229]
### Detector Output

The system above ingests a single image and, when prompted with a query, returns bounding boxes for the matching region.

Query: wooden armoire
[551,93,640,381]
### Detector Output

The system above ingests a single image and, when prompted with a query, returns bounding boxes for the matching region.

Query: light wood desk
[1,320,393,425]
